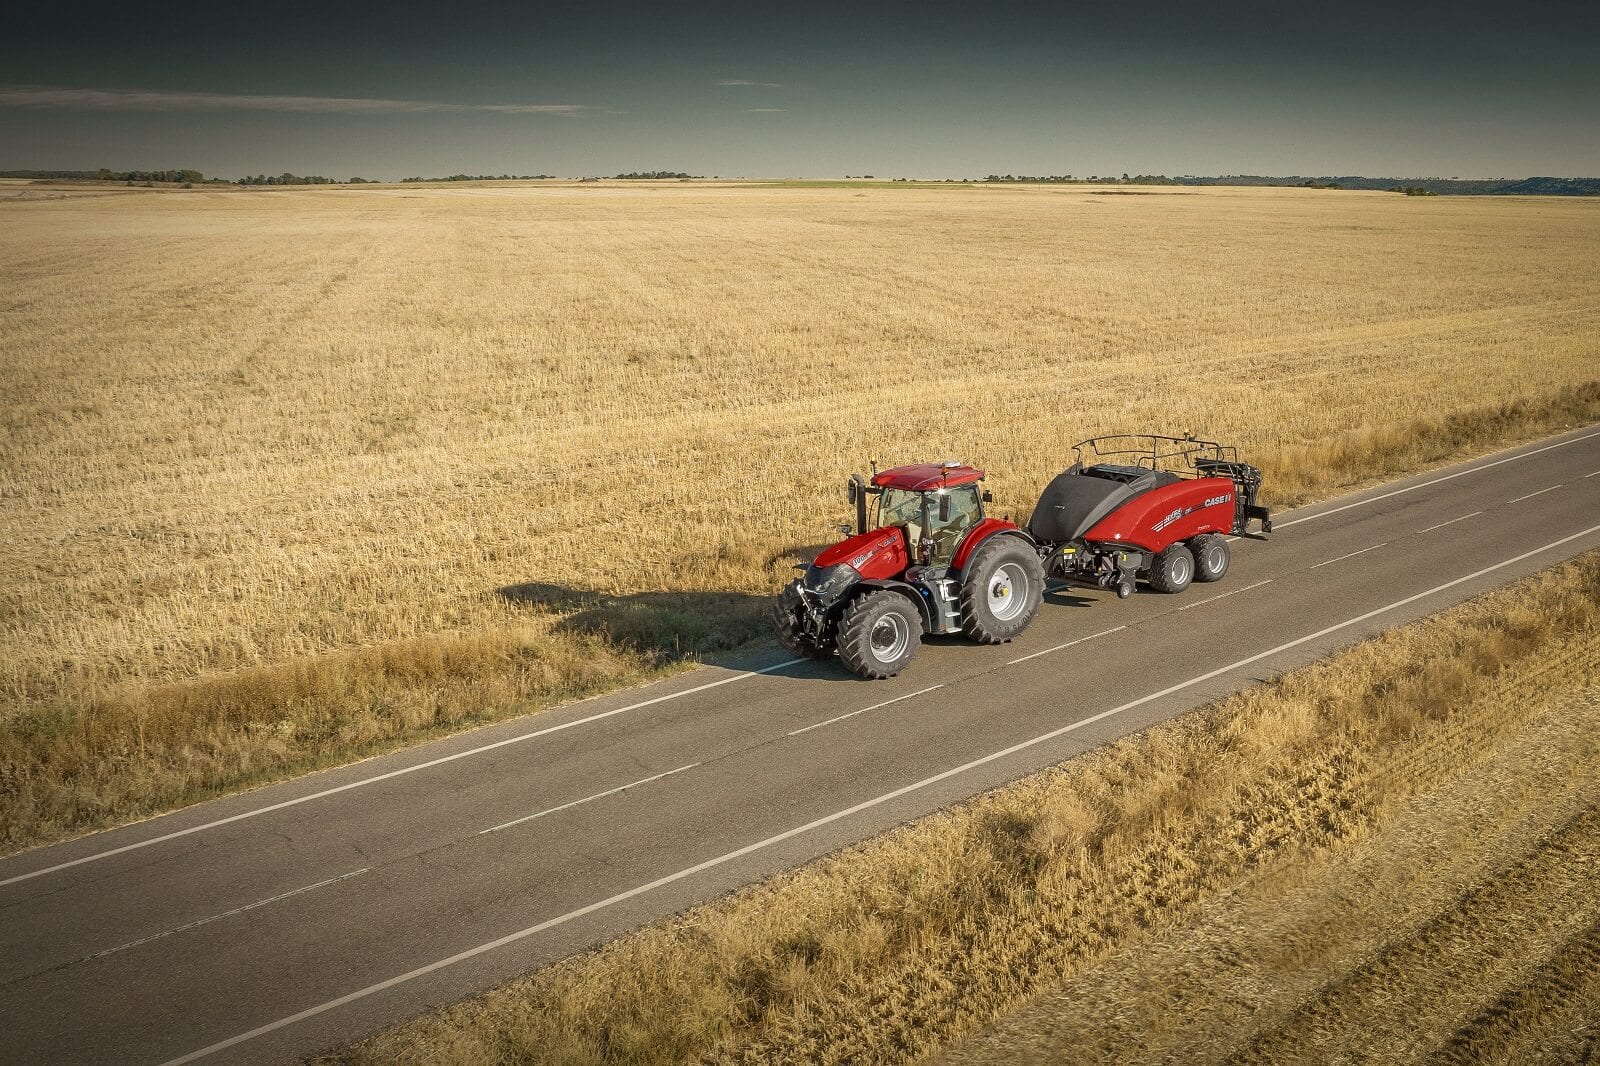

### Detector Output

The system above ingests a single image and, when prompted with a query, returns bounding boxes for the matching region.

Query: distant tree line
[235,174,350,186]
[400,174,555,182]
[1175,175,1600,196]
[613,171,698,179]
[0,168,220,184]
[1392,186,1438,196]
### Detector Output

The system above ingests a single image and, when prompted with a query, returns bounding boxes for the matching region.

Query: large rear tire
[1147,543,1195,593]
[959,537,1045,644]
[773,581,829,659]
[837,590,921,679]
[1190,534,1229,583]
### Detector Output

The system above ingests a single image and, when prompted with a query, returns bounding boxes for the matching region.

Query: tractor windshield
[877,488,927,528]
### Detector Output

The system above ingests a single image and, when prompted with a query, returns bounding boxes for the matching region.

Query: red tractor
[774,434,1272,678]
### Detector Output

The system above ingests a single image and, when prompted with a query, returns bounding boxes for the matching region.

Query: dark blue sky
[3,1,1596,179]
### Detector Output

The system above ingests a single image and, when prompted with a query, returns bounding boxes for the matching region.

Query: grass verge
[328,550,1600,1065]
[3,388,1597,856]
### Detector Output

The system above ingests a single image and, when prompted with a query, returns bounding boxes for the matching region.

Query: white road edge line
[1508,484,1562,504]
[480,764,701,835]
[0,658,807,890]
[90,868,369,962]
[1177,579,1272,611]
[1416,511,1483,535]
[1277,429,1600,529]
[1586,469,1600,478]
[159,521,1600,1066]
[787,685,945,737]
[1310,542,1390,569]
[1007,625,1126,666]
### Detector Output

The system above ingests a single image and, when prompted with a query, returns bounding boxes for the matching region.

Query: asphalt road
[3,426,1598,1065]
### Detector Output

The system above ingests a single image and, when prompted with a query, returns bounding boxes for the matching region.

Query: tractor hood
[810,527,909,581]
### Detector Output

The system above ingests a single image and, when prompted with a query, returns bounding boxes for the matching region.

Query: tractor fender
[851,579,935,633]
[951,520,1034,576]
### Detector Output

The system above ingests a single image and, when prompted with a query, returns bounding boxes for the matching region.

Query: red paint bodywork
[1081,476,1236,552]
[872,463,986,491]
[950,517,1025,573]
[810,526,911,581]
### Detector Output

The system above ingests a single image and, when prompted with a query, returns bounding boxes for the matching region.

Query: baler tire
[837,590,921,679]
[772,581,830,659]
[1190,534,1230,583]
[959,537,1045,644]
[1148,543,1195,594]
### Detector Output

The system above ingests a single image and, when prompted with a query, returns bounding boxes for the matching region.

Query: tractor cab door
[928,485,984,564]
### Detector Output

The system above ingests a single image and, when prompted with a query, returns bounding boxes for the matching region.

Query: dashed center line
[480,764,701,835]
[89,868,369,962]
[1585,469,1600,479]
[787,685,945,736]
[1007,624,1126,665]
[1310,542,1390,569]
[1416,511,1483,535]
[1177,579,1272,611]
[1508,484,1562,503]
[0,658,805,890]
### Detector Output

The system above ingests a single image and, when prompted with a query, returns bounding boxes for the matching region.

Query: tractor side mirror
[981,490,993,503]
[847,474,869,535]
[938,493,951,523]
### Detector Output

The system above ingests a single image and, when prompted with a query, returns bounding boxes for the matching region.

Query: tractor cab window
[876,488,933,556]
[928,485,983,562]
[877,488,926,530]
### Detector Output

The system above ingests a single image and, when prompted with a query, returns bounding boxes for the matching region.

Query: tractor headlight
[803,563,859,603]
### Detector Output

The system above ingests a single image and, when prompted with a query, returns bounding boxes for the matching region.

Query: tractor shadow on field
[498,541,868,675]
[498,582,777,662]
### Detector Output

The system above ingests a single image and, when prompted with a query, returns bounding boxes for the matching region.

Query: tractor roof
[871,463,985,491]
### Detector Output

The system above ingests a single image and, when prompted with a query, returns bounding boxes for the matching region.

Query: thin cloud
[716,79,781,88]
[0,85,598,115]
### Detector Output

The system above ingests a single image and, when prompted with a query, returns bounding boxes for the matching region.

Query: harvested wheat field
[330,551,1600,1066]
[2,182,1598,849]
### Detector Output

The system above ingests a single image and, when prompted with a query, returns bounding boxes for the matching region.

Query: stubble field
[2,181,1598,848]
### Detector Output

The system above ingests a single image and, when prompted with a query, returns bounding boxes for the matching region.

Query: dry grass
[3,183,1599,851]
[328,551,1600,1066]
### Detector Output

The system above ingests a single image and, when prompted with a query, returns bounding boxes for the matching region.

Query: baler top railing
[1069,434,1239,475]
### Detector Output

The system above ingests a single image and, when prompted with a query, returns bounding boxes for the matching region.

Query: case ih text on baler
[774,434,1274,679]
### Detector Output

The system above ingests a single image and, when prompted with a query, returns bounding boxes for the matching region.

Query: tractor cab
[851,463,990,566]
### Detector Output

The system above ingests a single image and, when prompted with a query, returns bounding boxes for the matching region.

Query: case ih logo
[1153,493,1233,533]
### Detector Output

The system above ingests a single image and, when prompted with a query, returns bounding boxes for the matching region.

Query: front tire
[773,581,829,659]
[1147,543,1195,593]
[1189,534,1230,583]
[959,537,1045,643]
[837,590,921,679]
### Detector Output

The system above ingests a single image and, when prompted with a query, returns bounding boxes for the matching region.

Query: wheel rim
[869,612,910,662]
[1172,556,1192,585]
[987,563,1028,621]
[1204,545,1224,574]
